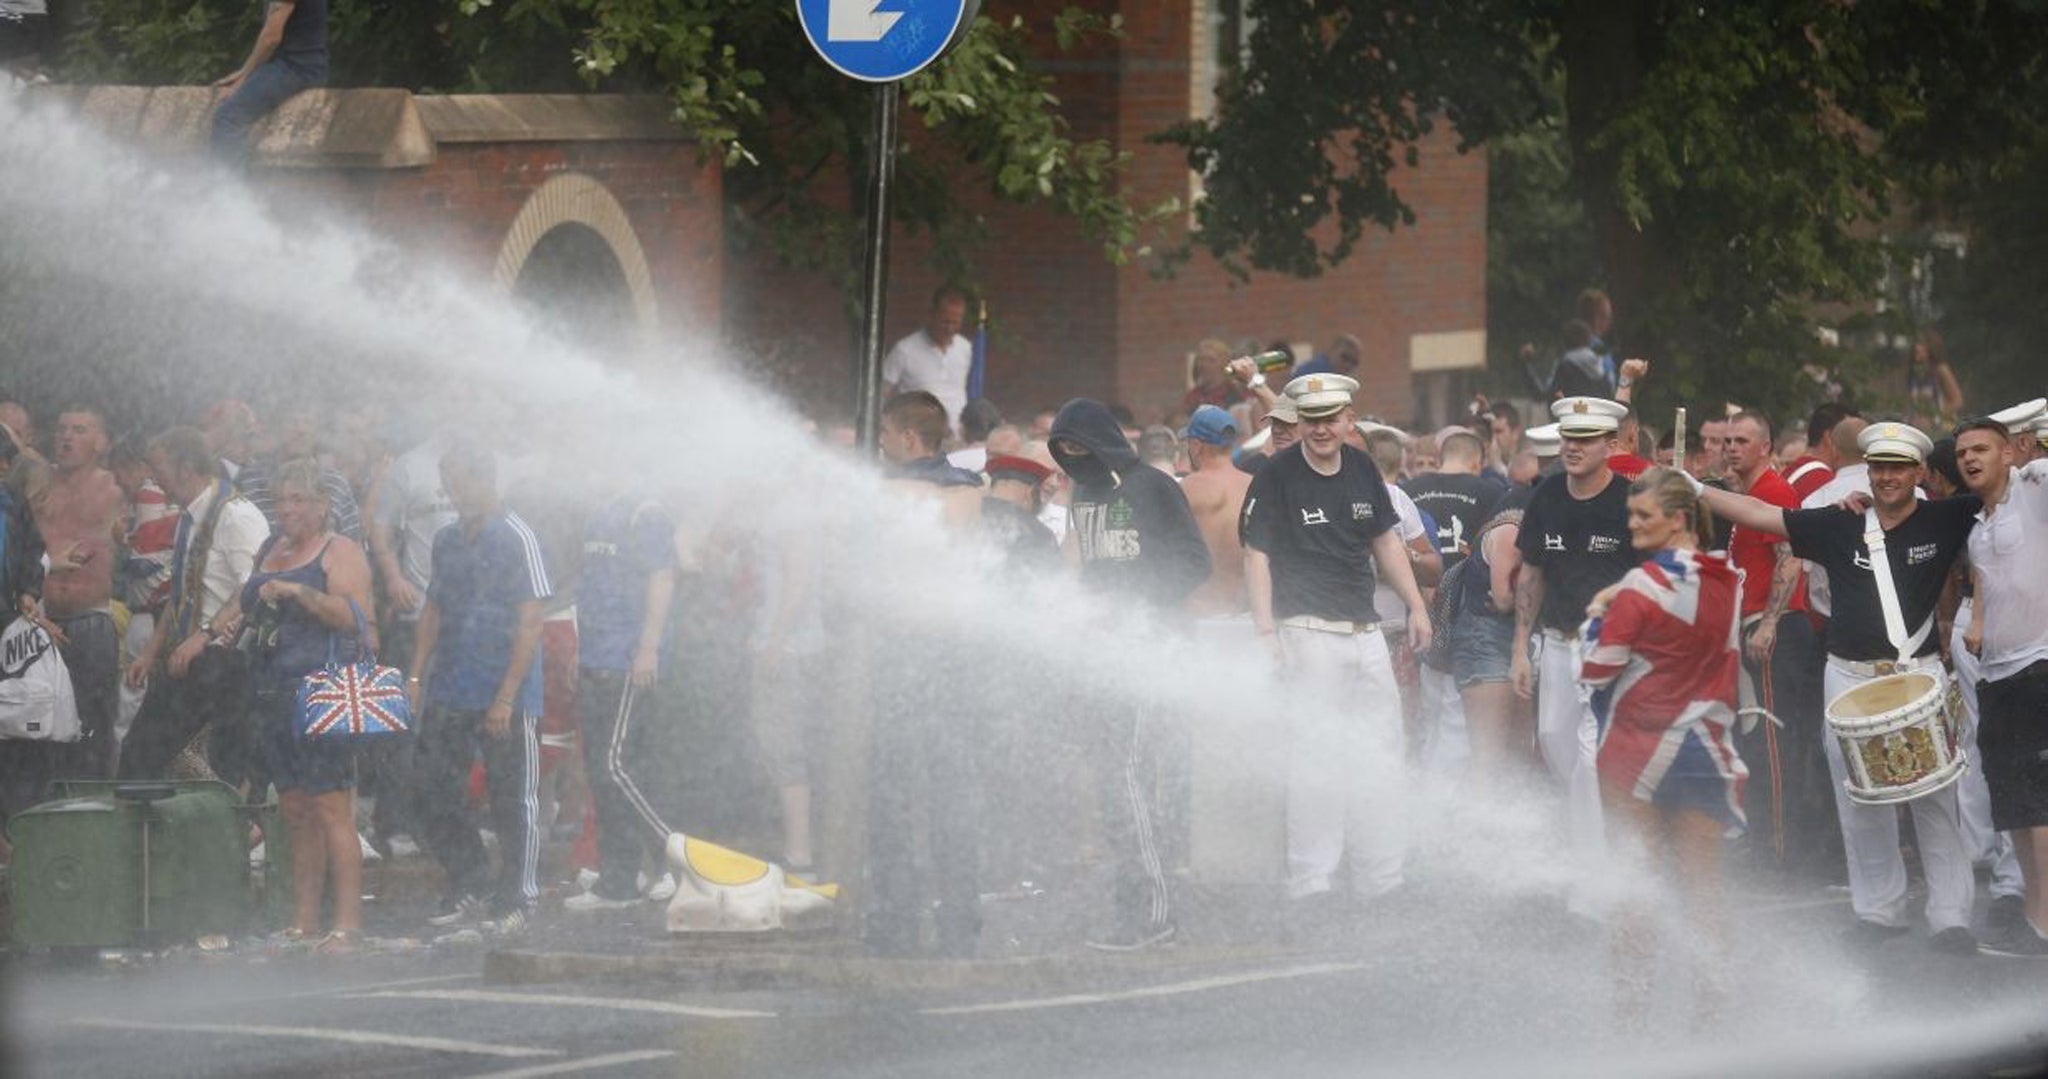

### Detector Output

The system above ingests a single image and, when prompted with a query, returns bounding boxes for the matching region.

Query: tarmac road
[7,874,2047,1079]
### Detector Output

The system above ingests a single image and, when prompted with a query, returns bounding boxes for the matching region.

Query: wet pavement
[6,857,2048,1079]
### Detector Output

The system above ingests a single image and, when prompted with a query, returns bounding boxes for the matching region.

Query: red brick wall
[263,141,724,340]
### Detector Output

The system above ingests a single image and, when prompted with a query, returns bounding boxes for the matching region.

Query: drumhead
[1830,671,1940,721]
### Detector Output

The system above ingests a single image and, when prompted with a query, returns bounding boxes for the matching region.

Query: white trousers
[117,609,153,745]
[1950,608,2026,899]
[1280,625,1406,900]
[1821,661,1975,931]
[1536,631,1607,891]
[1420,664,1470,778]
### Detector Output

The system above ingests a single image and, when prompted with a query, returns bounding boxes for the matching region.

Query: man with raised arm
[1697,422,1979,954]
[1956,416,2048,956]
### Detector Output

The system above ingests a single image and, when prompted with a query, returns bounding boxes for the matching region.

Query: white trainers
[564,890,638,913]
[387,834,421,858]
[576,867,601,892]
[644,872,677,902]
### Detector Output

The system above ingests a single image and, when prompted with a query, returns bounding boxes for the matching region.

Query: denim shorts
[1450,609,1516,689]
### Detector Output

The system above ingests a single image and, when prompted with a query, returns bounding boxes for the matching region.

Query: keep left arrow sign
[828,0,902,42]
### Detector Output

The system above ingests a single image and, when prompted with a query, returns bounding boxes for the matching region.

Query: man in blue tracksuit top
[407,441,550,933]
[564,492,678,910]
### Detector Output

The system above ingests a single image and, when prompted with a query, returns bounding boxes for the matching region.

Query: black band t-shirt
[1241,444,1397,623]
[1784,497,1979,662]
[1404,472,1506,569]
[1515,471,1636,632]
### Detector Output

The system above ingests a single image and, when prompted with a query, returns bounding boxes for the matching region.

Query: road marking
[353,987,776,1020]
[1744,895,1852,913]
[68,1017,560,1059]
[288,971,482,999]
[468,1050,679,1078]
[919,961,1370,1016]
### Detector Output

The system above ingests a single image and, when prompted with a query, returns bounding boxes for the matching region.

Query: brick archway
[494,172,659,337]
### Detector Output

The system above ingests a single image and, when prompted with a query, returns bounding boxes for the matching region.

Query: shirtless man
[1179,405,1252,615]
[34,406,124,778]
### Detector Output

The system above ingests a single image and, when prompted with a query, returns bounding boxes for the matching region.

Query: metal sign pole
[853,80,900,454]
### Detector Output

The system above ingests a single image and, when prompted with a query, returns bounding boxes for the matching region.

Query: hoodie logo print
[1074,501,1141,561]
[1302,508,1329,526]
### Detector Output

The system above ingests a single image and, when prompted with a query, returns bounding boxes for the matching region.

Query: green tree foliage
[1482,53,1594,394]
[60,1,1166,315]
[1163,0,2048,419]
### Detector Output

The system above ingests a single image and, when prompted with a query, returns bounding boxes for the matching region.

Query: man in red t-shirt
[1723,410,1835,874]
[1607,408,1653,480]
[1782,402,1858,502]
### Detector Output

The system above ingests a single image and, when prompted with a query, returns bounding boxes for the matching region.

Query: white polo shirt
[1969,460,2048,681]
[882,328,973,430]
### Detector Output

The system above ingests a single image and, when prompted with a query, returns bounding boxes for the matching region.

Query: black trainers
[1841,919,1909,947]
[1086,922,1177,952]
[1987,894,2028,937]
[1928,926,1979,956]
[427,894,487,928]
[1979,925,2048,959]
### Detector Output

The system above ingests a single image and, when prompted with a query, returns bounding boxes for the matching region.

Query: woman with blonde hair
[1579,467,1747,1028]
[212,459,377,954]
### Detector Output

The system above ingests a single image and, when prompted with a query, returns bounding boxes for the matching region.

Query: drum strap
[1863,508,1933,664]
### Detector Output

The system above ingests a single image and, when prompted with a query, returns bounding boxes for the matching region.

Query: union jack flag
[296,662,412,740]
[1579,548,1748,830]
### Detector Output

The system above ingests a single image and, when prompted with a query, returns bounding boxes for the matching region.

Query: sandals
[314,930,362,957]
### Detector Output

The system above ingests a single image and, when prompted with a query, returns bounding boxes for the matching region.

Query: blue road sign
[795,0,975,83]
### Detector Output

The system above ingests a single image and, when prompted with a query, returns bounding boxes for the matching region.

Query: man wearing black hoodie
[1050,399,1211,950]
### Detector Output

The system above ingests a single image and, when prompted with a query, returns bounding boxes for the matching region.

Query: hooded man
[1050,399,1210,950]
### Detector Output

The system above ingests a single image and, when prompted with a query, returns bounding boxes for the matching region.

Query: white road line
[919,961,1370,1016]
[68,1017,560,1059]
[353,988,777,1020]
[467,1049,679,1079]
[1743,895,1852,913]
[288,971,483,999]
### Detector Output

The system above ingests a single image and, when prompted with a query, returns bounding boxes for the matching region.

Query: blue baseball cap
[1182,404,1238,447]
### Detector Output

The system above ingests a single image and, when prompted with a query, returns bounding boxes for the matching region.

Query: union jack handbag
[294,602,412,742]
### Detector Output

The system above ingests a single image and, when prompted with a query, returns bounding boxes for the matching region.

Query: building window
[1189,0,1254,209]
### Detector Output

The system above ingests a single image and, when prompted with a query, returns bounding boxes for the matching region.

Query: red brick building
[736,0,1489,427]
[62,2,1485,428]
[55,87,723,357]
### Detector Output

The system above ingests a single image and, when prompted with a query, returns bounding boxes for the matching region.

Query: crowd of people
[875,285,2048,987]
[1,284,2045,992]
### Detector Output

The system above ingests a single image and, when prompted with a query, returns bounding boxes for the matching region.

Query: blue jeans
[209,59,324,164]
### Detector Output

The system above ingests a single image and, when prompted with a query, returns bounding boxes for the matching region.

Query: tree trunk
[1557,0,1681,367]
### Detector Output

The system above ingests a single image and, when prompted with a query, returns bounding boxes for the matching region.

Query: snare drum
[1824,669,1967,806]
